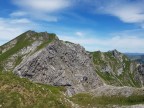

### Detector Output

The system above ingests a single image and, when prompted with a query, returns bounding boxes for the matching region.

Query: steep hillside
[0,71,73,108]
[0,30,57,71]
[1,71,144,108]
[91,50,143,87]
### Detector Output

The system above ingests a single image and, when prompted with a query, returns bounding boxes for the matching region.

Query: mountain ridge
[0,30,144,108]
[1,30,144,88]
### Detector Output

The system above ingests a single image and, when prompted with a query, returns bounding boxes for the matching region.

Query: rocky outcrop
[92,50,143,87]
[138,64,144,75]
[14,40,103,96]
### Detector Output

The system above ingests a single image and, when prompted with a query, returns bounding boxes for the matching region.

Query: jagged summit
[25,30,36,34]
[24,30,58,39]
[109,49,119,52]
[108,49,121,56]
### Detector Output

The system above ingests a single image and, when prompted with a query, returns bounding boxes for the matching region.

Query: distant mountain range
[125,53,144,64]
[125,53,144,56]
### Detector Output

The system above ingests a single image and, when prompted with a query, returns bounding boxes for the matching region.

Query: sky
[0,0,144,53]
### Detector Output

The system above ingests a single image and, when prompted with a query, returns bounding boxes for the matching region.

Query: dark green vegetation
[91,51,140,87]
[71,93,144,107]
[0,71,72,108]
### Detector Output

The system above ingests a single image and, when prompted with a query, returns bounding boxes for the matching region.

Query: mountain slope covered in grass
[91,50,143,87]
[1,71,144,108]
[0,71,73,108]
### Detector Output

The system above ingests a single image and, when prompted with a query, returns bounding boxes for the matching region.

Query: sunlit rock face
[14,40,103,96]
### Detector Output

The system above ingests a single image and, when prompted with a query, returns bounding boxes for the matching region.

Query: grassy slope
[0,71,72,108]
[0,71,144,108]
[0,33,34,71]
[71,93,144,108]
[0,33,31,62]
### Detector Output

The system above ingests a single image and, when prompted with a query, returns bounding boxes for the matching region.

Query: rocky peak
[0,31,58,71]
[14,39,103,96]
[23,30,58,41]
[109,49,125,63]
[25,30,36,35]
[109,49,121,58]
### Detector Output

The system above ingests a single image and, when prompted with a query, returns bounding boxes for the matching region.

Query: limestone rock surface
[14,40,103,95]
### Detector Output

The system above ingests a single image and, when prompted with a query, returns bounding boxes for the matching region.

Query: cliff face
[14,40,103,96]
[1,31,144,96]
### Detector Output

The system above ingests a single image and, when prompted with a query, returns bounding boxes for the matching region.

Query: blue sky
[0,0,144,53]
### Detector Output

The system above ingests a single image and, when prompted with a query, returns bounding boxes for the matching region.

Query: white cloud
[11,0,72,22]
[11,0,144,23]
[95,0,144,23]
[31,13,58,22]
[10,18,31,24]
[76,32,84,37]
[60,36,144,52]
[10,11,28,17]
[10,11,58,22]
[58,29,144,53]
[0,18,36,45]
[13,0,71,13]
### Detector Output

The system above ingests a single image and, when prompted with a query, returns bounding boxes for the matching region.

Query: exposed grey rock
[14,40,103,95]
[3,41,42,71]
[91,85,144,97]
[101,64,112,73]
[20,41,42,55]
[137,64,144,86]
[138,64,144,75]
[108,104,144,108]
[110,49,124,62]
[1,39,17,54]
[117,67,123,76]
